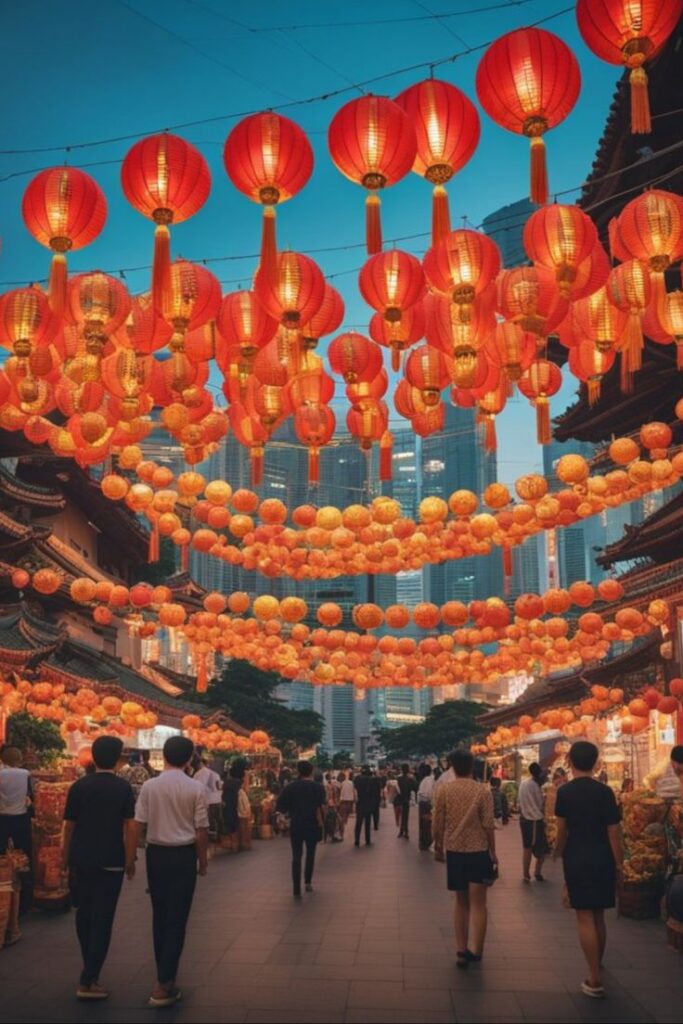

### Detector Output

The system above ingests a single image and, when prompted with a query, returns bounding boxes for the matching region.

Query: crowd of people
[1,738,682,1008]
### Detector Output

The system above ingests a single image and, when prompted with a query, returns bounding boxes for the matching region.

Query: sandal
[465,949,482,963]
[581,981,605,999]
[456,951,469,970]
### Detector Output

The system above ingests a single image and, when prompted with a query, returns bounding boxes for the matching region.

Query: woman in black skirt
[554,741,623,1000]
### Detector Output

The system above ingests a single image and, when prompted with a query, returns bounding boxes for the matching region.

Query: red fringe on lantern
[48,253,68,317]
[365,194,382,255]
[535,397,551,445]
[677,340,683,370]
[251,446,264,487]
[629,67,651,134]
[148,523,160,563]
[503,544,513,597]
[483,415,497,452]
[196,653,208,694]
[623,312,644,373]
[380,431,393,482]
[260,206,278,285]
[431,184,451,246]
[529,136,548,206]
[308,447,320,485]
[587,378,601,406]
[391,347,402,373]
[152,224,171,313]
[620,353,634,395]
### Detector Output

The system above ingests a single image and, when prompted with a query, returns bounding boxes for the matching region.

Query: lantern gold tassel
[152,224,171,313]
[619,353,633,395]
[148,521,160,564]
[677,340,683,370]
[308,446,320,485]
[483,415,497,452]
[366,194,382,255]
[391,347,402,372]
[529,136,548,205]
[48,253,68,318]
[251,446,264,487]
[380,430,393,482]
[432,184,451,246]
[587,378,601,406]
[260,206,278,285]
[629,67,651,134]
[180,544,189,573]
[535,397,551,445]
[503,544,513,585]
[623,312,644,373]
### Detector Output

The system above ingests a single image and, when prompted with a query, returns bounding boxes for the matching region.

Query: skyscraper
[482,198,536,268]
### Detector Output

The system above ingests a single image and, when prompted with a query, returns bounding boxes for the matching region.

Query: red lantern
[476,28,581,203]
[228,402,268,485]
[328,333,382,383]
[569,338,616,405]
[22,167,107,316]
[346,399,388,450]
[523,205,598,297]
[405,345,449,406]
[287,368,335,409]
[485,320,536,382]
[477,383,507,451]
[224,112,313,283]
[301,284,345,349]
[394,79,480,244]
[369,301,425,370]
[346,367,389,410]
[606,259,651,385]
[217,290,278,361]
[572,286,627,354]
[294,404,336,484]
[496,265,567,344]
[644,289,683,368]
[161,260,222,338]
[425,294,495,389]
[616,189,683,308]
[121,134,211,311]
[576,0,682,133]
[394,378,431,419]
[518,358,563,444]
[412,404,445,438]
[359,250,425,324]
[423,229,501,321]
[254,251,325,328]
[0,288,57,359]
[112,293,173,355]
[328,95,417,253]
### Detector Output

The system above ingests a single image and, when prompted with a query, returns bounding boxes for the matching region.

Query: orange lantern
[523,205,598,298]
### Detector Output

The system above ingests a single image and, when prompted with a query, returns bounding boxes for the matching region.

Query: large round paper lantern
[161,260,222,335]
[0,288,57,359]
[496,265,567,343]
[328,95,417,253]
[370,301,425,370]
[301,284,345,349]
[616,189,683,308]
[523,205,598,297]
[518,359,562,444]
[394,79,480,244]
[423,229,500,321]
[224,112,313,281]
[121,134,211,310]
[217,290,278,362]
[405,345,449,406]
[328,333,381,383]
[294,404,336,484]
[22,167,107,316]
[606,259,651,382]
[576,0,682,133]
[254,251,325,328]
[359,250,425,325]
[569,339,616,405]
[476,27,581,203]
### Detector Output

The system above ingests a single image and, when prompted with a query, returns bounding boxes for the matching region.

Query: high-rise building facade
[482,198,536,268]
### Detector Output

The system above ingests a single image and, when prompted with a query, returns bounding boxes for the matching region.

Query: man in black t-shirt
[62,735,136,1001]
[396,764,417,839]
[276,760,325,896]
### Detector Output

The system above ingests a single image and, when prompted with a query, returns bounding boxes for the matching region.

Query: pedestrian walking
[338,770,355,827]
[353,766,375,847]
[434,751,457,793]
[192,756,222,839]
[396,764,417,839]
[518,762,548,882]
[553,741,623,1000]
[370,769,382,831]
[417,765,435,850]
[385,771,401,828]
[133,736,209,1009]
[433,750,497,969]
[222,758,247,845]
[276,760,325,896]
[0,745,33,908]
[61,736,136,1001]
[489,777,509,827]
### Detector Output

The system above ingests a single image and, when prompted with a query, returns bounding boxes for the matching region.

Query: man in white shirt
[0,746,34,910]
[132,736,209,1009]
[338,771,355,828]
[518,762,547,883]
[192,756,222,839]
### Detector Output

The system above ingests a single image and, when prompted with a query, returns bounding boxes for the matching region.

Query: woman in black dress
[554,741,623,999]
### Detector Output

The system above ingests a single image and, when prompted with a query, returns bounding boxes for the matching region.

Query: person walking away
[237,775,252,850]
[397,764,417,839]
[193,756,222,840]
[489,777,509,828]
[553,741,622,999]
[370,769,382,831]
[418,766,435,851]
[433,750,497,968]
[519,762,548,882]
[276,760,325,896]
[385,771,401,827]
[222,758,247,849]
[353,766,375,847]
[61,736,136,1001]
[324,771,340,807]
[132,736,209,1008]
[338,770,355,828]
[0,745,33,910]
[434,751,457,794]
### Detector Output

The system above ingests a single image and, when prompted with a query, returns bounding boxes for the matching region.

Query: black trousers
[146,844,197,985]
[0,813,33,910]
[71,867,124,986]
[290,828,319,894]
[355,809,373,845]
[399,801,411,836]
[372,804,380,829]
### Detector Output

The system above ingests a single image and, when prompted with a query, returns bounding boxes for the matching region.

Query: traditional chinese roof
[166,572,208,610]
[0,464,65,512]
[0,605,66,667]
[478,633,661,728]
[598,490,683,567]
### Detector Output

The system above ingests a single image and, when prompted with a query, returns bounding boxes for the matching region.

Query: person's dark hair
[528,762,542,779]
[446,750,459,769]
[569,740,599,773]
[128,751,142,766]
[361,764,371,775]
[229,758,247,779]
[401,763,410,774]
[91,735,124,770]
[336,771,345,783]
[422,764,432,777]
[163,735,194,768]
[1,746,23,767]
[552,767,567,779]
[298,760,313,777]
[452,750,474,777]
[671,745,683,766]
[490,776,501,789]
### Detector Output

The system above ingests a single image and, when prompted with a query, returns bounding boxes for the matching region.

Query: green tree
[197,659,324,752]
[6,712,65,767]
[375,700,488,760]
[136,538,177,585]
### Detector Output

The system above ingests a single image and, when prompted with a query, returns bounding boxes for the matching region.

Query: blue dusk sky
[0,1,621,486]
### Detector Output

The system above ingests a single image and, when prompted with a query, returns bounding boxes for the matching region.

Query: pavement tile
[347,980,453,1011]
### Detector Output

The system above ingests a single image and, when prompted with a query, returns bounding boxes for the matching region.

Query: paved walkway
[1,811,681,1024]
